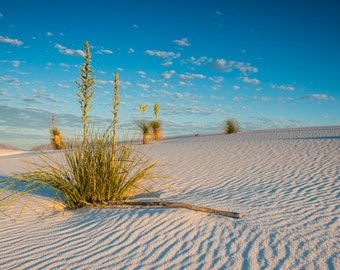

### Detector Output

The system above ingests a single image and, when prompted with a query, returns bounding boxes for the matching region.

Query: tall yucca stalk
[154,101,159,119]
[76,41,96,148]
[112,72,119,160]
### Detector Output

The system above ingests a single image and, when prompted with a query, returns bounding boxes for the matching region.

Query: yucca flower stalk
[139,104,148,119]
[112,72,120,157]
[154,101,159,119]
[76,41,96,148]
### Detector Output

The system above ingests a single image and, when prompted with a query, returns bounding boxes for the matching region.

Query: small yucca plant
[150,120,163,140]
[136,120,151,144]
[50,116,64,150]
[222,118,241,134]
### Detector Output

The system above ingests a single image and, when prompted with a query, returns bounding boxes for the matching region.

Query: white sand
[0,126,339,269]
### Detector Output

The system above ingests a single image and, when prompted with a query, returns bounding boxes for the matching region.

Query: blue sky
[1,0,339,149]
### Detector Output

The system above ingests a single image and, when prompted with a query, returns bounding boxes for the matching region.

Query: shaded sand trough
[0,126,339,269]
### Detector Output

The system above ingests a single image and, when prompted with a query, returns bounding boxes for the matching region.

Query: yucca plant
[136,120,151,144]
[50,116,64,150]
[222,118,241,134]
[1,43,163,211]
[150,101,163,140]
[10,128,159,209]
[150,120,163,140]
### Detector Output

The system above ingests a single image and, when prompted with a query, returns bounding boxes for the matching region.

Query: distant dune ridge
[0,126,339,269]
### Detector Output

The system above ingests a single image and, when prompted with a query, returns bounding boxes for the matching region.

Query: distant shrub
[150,120,163,140]
[50,116,64,150]
[136,120,151,144]
[222,118,241,134]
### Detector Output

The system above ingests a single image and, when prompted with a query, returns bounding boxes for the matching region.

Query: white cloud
[0,13,3,19]
[174,92,184,99]
[162,61,173,67]
[128,48,135,54]
[132,24,139,28]
[209,76,224,83]
[145,50,180,59]
[173,38,190,47]
[97,49,113,54]
[11,60,21,67]
[55,83,70,89]
[179,72,206,82]
[59,63,70,69]
[46,32,54,37]
[0,35,23,46]
[0,76,19,84]
[233,85,240,90]
[188,56,210,66]
[212,58,258,74]
[308,94,335,101]
[162,70,175,79]
[243,77,260,85]
[97,80,114,86]
[55,43,84,57]
[137,71,146,78]
[137,83,150,90]
[271,84,295,91]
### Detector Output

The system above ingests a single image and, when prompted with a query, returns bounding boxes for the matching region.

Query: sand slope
[0,126,339,269]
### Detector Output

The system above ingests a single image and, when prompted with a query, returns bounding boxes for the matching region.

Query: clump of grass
[50,116,64,150]
[136,120,151,144]
[222,118,241,134]
[150,120,163,140]
[13,128,159,209]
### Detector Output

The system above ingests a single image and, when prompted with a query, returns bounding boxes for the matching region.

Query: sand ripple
[0,126,339,269]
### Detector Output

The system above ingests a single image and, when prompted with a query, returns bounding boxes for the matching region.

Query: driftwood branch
[97,201,242,219]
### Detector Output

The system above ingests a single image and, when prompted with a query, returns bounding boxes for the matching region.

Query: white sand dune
[0,126,339,269]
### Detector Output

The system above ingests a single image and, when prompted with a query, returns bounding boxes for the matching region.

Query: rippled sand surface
[1,126,339,269]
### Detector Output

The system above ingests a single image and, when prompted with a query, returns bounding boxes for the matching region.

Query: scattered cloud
[59,63,70,69]
[137,71,146,78]
[212,58,258,74]
[173,38,190,47]
[96,80,114,88]
[0,13,3,19]
[46,32,54,36]
[272,84,295,91]
[162,70,175,79]
[0,76,19,84]
[243,77,260,85]
[209,76,224,83]
[145,50,180,60]
[233,85,240,90]
[11,60,21,67]
[187,56,210,66]
[179,72,206,82]
[55,43,84,57]
[97,48,113,55]
[0,35,23,46]
[128,48,135,54]
[162,61,173,67]
[132,24,139,28]
[55,83,70,89]
[137,83,150,90]
[307,94,335,101]
[253,96,271,102]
